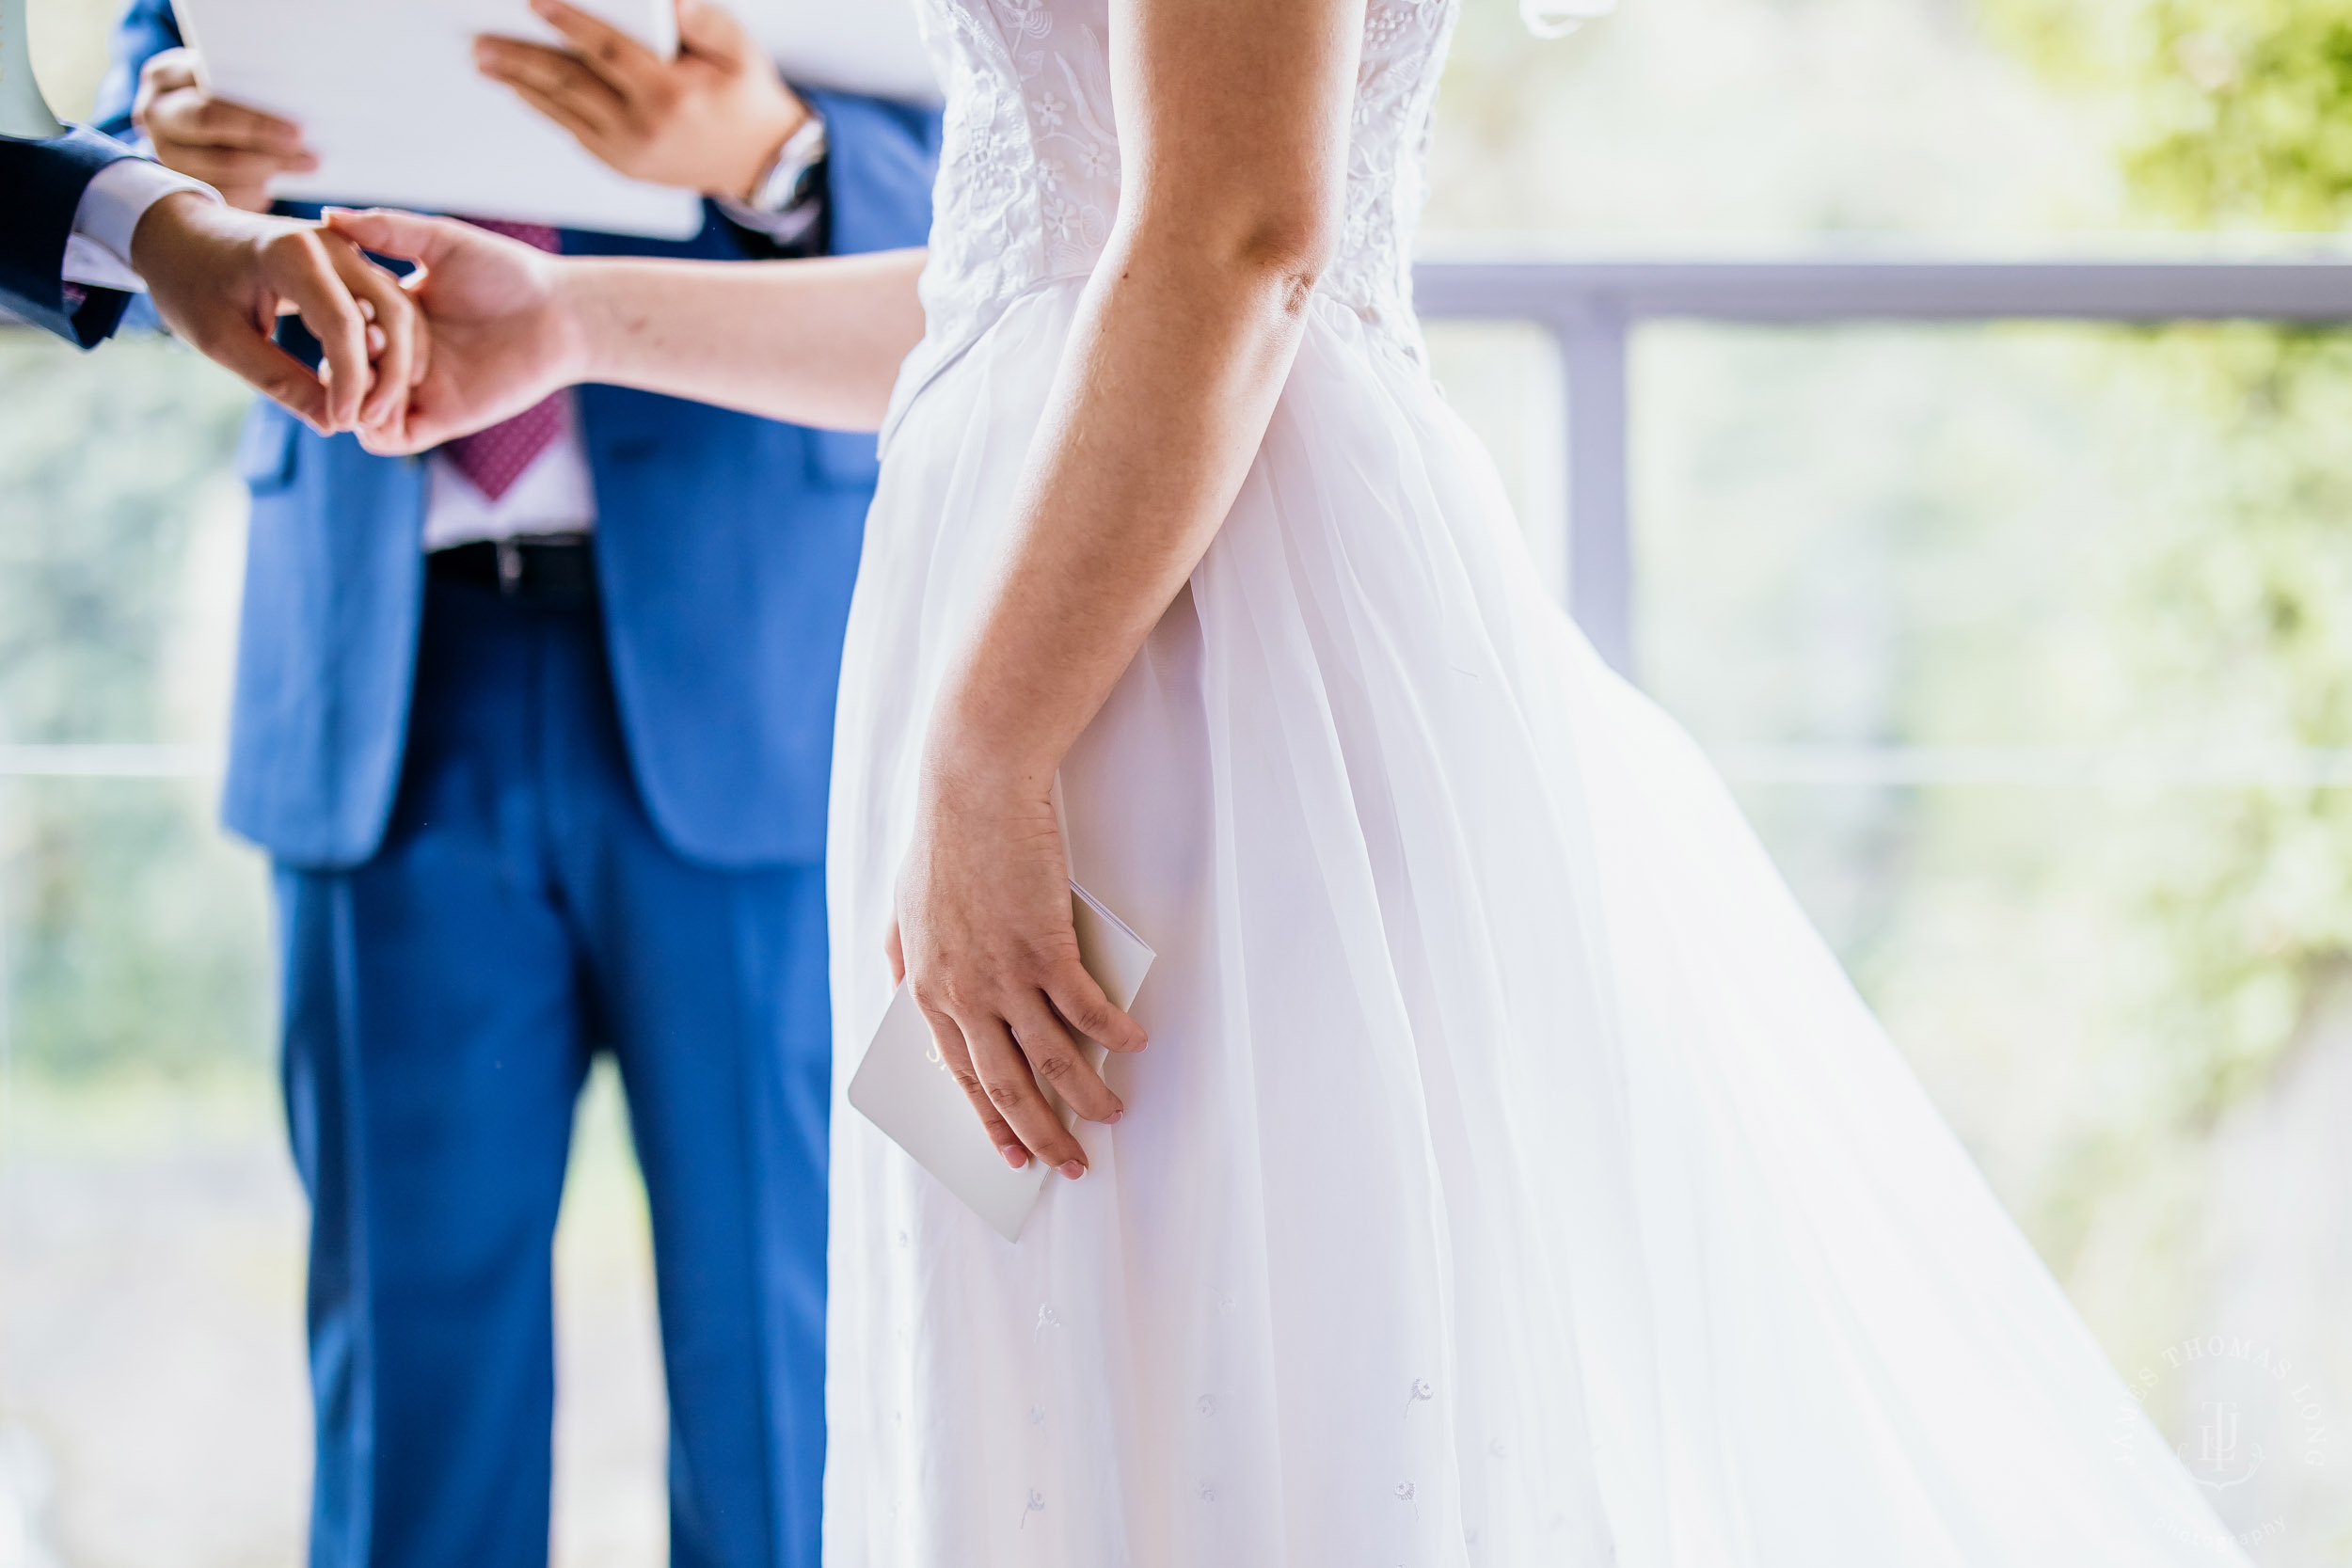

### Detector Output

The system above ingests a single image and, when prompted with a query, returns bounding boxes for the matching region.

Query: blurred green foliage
[1968,0,2352,1129]
[1988,0,2352,229]
[0,336,237,736]
[0,330,272,1076]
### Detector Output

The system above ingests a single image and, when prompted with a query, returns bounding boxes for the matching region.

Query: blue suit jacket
[0,125,139,344]
[100,2,940,870]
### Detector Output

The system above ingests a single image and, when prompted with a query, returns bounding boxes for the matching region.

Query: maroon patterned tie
[440,218,564,502]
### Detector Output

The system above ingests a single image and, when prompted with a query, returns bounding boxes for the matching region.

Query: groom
[97,5,938,1565]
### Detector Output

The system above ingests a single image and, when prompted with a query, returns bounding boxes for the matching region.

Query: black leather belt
[428,533,596,605]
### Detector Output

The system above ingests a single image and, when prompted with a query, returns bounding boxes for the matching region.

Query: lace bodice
[901,0,1459,388]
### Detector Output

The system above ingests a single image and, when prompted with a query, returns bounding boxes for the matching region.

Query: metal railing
[1411,255,2352,678]
[13,256,2352,782]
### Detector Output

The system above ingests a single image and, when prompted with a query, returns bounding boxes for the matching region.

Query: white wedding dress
[822,1,2253,1563]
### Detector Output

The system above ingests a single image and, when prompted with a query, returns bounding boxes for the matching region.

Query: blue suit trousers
[275,575,831,1568]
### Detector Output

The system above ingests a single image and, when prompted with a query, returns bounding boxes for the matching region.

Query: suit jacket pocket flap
[236,405,302,494]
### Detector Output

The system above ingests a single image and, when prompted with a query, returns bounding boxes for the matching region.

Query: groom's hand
[323,208,585,456]
[135,193,421,436]
[474,0,808,203]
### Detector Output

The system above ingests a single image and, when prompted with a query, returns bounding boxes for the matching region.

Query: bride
[336,0,2253,1561]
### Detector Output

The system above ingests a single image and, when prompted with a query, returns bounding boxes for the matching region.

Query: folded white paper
[174,0,939,239]
[847,882,1152,1243]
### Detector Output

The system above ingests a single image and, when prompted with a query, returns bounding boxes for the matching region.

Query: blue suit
[96,9,940,1567]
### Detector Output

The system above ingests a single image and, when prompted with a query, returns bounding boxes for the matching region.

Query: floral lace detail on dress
[1334,0,1457,339]
[898,0,1459,409]
[908,0,1122,373]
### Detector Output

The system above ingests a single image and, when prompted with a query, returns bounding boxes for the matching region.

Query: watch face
[755,165,792,214]
[755,117,829,214]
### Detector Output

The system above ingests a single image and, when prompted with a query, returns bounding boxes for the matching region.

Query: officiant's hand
[474,0,808,204]
[134,48,317,214]
[321,209,585,455]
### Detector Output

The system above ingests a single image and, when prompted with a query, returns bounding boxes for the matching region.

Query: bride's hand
[321,208,588,454]
[892,766,1147,1179]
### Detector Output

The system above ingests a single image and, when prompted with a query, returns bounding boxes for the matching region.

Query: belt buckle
[495,537,524,597]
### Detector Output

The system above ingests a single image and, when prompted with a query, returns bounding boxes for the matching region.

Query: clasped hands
[129,170,608,451]
[131,0,805,442]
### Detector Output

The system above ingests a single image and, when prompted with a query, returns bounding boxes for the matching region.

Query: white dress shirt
[421,395,600,550]
[62,155,215,293]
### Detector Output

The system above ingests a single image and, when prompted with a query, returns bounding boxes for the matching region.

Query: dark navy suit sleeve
[0,126,140,347]
[93,0,186,138]
[797,87,943,257]
[86,0,186,336]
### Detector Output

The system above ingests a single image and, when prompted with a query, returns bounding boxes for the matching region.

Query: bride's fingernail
[1001,1145,1029,1169]
[1103,1109,1122,1124]
[1057,1160,1086,1180]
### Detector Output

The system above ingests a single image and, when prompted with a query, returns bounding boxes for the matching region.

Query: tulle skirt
[821,280,2249,1567]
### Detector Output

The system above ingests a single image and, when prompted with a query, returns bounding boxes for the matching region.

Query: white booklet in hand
[172,0,941,239]
[848,882,1152,1243]
[176,0,704,237]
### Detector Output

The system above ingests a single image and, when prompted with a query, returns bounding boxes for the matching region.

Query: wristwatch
[743,109,829,217]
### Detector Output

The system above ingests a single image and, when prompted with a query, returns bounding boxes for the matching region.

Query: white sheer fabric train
[821,1,2254,1564]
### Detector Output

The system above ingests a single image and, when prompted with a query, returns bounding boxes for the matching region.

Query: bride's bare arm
[892,0,1367,1175]
[321,207,926,447]
[566,250,927,428]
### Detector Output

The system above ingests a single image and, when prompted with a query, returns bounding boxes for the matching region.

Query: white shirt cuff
[62,158,221,294]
